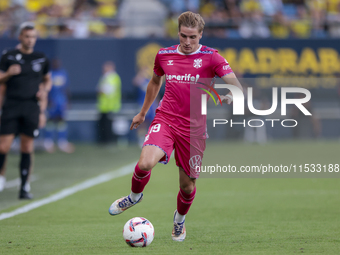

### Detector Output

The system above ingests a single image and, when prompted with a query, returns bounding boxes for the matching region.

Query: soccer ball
[123,217,154,247]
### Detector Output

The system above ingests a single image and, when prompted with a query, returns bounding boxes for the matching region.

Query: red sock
[131,163,151,193]
[177,187,196,215]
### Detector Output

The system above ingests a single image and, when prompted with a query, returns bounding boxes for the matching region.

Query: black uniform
[0,49,50,137]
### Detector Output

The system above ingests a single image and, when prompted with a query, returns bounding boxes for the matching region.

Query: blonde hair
[178,11,205,33]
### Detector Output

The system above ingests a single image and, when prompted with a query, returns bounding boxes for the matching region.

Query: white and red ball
[123,217,154,247]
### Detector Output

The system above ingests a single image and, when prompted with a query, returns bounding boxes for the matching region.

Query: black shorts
[0,99,40,138]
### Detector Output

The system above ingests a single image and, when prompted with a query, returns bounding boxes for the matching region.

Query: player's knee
[138,160,155,171]
[21,148,33,154]
[180,183,195,194]
[0,146,10,154]
[20,143,34,154]
[0,143,11,154]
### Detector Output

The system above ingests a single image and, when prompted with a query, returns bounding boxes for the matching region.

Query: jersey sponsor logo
[32,63,41,72]
[189,155,202,169]
[6,55,24,64]
[167,60,174,65]
[165,73,200,83]
[223,59,231,71]
[193,58,202,69]
[31,58,45,65]
[31,58,45,72]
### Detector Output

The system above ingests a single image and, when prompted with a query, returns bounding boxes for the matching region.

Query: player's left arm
[37,72,52,109]
[37,56,52,108]
[41,72,52,92]
[219,73,243,105]
[0,83,6,109]
[211,51,243,105]
[37,72,52,128]
[0,84,4,125]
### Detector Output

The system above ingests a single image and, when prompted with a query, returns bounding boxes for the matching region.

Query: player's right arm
[0,83,5,124]
[130,73,163,130]
[0,51,21,83]
[0,83,6,106]
[0,65,21,83]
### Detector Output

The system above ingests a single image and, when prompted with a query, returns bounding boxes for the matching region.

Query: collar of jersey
[177,44,202,55]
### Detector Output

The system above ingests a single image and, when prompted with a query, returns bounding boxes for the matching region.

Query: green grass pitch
[0,141,339,254]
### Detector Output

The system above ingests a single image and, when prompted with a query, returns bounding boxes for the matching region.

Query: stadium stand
[0,0,339,39]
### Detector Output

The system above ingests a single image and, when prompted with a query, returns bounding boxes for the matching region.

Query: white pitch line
[0,162,136,221]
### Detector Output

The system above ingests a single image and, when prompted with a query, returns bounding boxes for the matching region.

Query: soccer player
[0,22,51,198]
[44,58,74,153]
[109,11,243,241]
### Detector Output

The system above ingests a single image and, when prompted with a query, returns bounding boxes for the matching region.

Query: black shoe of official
[19,190,33,200]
